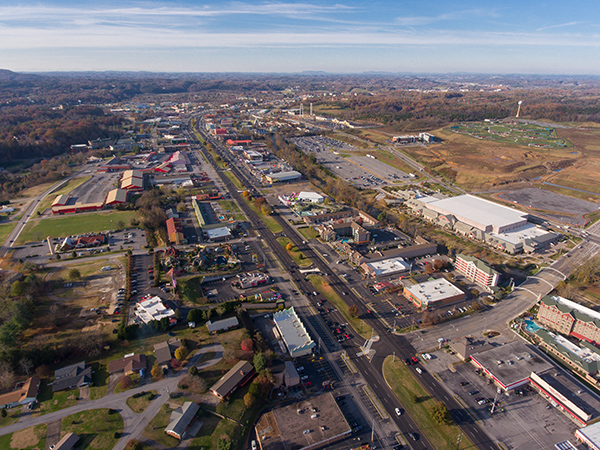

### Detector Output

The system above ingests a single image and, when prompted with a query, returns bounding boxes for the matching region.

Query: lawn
[35,176,91,215]
[218,200,242,213]
[36,381,80,415]
[277,237,312,267]
[126,390,158,413]
[382,356,474,450]
[0,408,21,428]
[178,275,206,305]
[0,423,46,450]
[17,210,138,244]
[307,274,372,339]
[143,400,185,448]
[223,171,244,190]
[61,408,124,450]
[0,222,17,244]
[114,372,141,393]
[241,197,283,234]
[297,226,319,241]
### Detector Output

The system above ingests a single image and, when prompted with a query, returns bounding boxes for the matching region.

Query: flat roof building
[361,256,411,278]
[265,170,302,183]
[470,340,552,391]
[273,307,316,358]
[576,421,600,449]
[455,254,499,288]
[254,392,351,450]
[403,278,464,309]
[135,296,176,324]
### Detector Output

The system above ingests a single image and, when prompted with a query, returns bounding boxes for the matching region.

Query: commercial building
[469,340,552,391]
[403,278,464,309]
[52,362,92,392]
[455,254,499,288]
[537,295,600,346]
[254,392,352,450]
[205,226,232,242]
[166,217,185,245]
[134,296,176,325]
[105,188,128,205]
[361,257,411,278]
[165,401,200,440]
[52,194,70,207]
[264,170,302,183]
[51,202,105,215]
[273,307,316,358]
[210,360,255,400]
[232,272,270,289]
[319,221,370,244]
[206,317,239,334]
[0,376,40,409]
[408,194,559,253]
[576,421,600,449]
[347,236,436,266]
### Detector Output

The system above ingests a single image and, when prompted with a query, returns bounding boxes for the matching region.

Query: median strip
[362,385,389,419]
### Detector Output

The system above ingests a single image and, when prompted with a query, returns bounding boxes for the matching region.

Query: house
[206,317,239,334]
[0,376,41,409]
[52,432,80,450]
[165,401,200,440]
[210,360,255,400]
[108,354,147,375]
[154,339,182,367]
[52,362,92,392]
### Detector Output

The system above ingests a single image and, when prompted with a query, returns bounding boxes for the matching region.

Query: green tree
[217,438,232,450]
[68,268,81,281]
[253,353,267,372]
[187,309,203,323]
[429,401,452,425]
[244,392,256,408]
[10,280,24,297]
[189,366,198,376]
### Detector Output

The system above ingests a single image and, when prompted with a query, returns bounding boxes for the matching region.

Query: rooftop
[273,307,315,356]
[363,257,410,277]
[404,278,464,303]
[255,392,351,450]
[470,340,553,389]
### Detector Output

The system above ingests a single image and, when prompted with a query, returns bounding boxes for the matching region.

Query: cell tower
[516,100,523,118]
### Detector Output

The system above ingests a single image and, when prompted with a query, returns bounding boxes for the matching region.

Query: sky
[1,0,600,74]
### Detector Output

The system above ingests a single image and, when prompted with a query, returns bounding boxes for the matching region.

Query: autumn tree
[175,346,189,361]
[241,339,254,352]
[348,304,359,318]
[151,362,163,380]
[286,242,294,251]
[244,392,256,408]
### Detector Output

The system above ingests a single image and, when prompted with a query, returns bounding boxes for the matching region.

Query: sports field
[17,210,138,244]
[446,121,570,149]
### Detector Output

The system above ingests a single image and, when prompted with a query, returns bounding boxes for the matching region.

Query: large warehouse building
[273,307,315,357]
[408,194,559,253]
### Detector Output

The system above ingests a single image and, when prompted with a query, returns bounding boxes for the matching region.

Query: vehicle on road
[395,408,402,416]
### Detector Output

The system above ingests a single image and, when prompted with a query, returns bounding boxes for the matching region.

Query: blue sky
[1,0,599,74]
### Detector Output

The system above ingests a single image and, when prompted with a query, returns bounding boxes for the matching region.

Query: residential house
[52,362,92,392]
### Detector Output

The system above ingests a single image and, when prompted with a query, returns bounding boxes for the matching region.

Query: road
[189,122,495,449]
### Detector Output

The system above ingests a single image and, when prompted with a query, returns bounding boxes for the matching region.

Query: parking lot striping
[362,385,389,420]
[340,352,358,374]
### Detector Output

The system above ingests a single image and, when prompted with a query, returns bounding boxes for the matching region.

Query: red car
[412,356,419,363]
[304,381,312,387]
[344,333,351,339]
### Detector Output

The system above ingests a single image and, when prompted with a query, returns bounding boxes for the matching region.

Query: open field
[61,408,124,450]
[382,356,474,450]
[17,210,138,244]
[448,121,569,148]
[0,222,17,244]
[410,121,600,200]
[223,170,244,190]
[242,197,282,233]
[0,423,46,450]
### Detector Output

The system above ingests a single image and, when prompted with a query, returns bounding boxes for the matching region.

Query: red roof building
[166,217,185,245]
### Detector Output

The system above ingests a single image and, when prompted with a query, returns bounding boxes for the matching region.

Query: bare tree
[0,361,15,390]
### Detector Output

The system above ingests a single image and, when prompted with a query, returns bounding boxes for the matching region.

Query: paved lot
[420,346,586,450]
[497,187,600,226]
[69,172,120,204]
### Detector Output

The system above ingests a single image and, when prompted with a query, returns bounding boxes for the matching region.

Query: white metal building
[273,307,315,357]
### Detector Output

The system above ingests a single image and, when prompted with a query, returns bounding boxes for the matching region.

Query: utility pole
[371,419,375,442]
[393,351,395,362]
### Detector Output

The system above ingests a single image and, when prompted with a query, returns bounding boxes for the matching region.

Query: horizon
[1,1,599,75]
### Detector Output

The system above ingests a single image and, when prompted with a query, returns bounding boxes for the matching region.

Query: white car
[395,408,402,416]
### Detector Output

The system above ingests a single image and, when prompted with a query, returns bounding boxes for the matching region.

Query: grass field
[297,226,319,241]
[61,408,124,450]
[277,237,312,267]
[0,423,46,449]
[35,176,91,214]
[382,356,474,450]
[223,170,244,190]
[17,210,138,244]
[143,399,185,448]
[126,390,158,413]
[307,274,372,339]
[242,197,283,233]
[0,222,17,244]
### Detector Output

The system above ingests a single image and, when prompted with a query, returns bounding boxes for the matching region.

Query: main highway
[187,120,499,450]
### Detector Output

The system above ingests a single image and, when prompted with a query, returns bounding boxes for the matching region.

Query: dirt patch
[11,425,43,448]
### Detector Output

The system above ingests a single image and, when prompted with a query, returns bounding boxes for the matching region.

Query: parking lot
[69,172,120,205]
[420,347,586,450]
